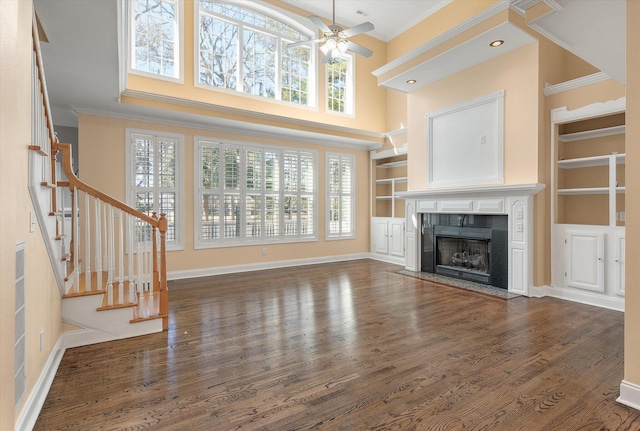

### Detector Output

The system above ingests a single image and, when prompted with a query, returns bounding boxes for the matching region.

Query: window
[197,1,315,106]
[126,129,184,249]
[196,138,316,247]
[131,0,182,80]
[326,153,355,239]
[327,54,354,115]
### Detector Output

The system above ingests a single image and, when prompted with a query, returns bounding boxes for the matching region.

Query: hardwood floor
[35,259,640,430]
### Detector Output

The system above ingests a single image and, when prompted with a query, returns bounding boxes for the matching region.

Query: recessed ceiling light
[490,39,504,47]
[406,79,417,84]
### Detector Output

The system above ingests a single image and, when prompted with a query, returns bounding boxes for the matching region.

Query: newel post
[157,213,169,330]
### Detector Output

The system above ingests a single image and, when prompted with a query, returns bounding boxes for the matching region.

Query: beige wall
[386,0,501,62]
[78,114,371,274]
[405,42,540,190]
[125,0,388,135]
[0,0,63,427]
[625,0,640,385]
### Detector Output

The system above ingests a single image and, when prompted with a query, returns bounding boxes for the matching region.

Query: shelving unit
[371,144,408,219]
[549,100,626,306]
[556,117,625,226]
[370,135,408,265]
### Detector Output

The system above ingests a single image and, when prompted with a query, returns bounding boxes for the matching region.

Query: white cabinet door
[373,219,389,254]
[614,233,625,296]
[389,219,405,257]
[565,230,605,292]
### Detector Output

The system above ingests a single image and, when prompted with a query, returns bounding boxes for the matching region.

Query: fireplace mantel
[398,183,545,296]
[396,183,545,200]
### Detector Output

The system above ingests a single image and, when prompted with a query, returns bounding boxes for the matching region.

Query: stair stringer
[62,295,163,345]
[28,150,66,294]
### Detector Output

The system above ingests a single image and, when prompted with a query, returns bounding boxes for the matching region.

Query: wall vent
[15,242,26,407]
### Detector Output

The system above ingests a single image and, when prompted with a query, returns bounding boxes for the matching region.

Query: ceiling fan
[290,0,375,63]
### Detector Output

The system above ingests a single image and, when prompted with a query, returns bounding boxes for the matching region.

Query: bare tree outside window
[133,0,179,78]
[198,1,313,106]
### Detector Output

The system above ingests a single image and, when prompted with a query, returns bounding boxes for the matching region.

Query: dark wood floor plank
[34,259,640,430]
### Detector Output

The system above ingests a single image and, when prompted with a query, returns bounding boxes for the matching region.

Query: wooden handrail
[32,12,57,149]
[57,144,158,226]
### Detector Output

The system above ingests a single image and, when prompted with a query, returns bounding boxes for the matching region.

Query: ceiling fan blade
[320,53,332,64]
[345,41,373,58]
[308,15,332,35]
[341,21,374,38]
[287,37,323,47]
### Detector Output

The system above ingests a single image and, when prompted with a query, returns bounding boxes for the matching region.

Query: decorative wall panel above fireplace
[427,90,504,188]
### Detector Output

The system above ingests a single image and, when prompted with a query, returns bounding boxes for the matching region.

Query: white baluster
[135,222,143,319]
[107,205,114,306]
[72,188,80,293]
[127,214,135,305]
[95,199,102,291]
[84,192,91,292]
[59,187,66,258]
[118,209,124,305]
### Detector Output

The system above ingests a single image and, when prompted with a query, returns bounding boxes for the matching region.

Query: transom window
[130,0,182,80]
[197,1,315,106]
[196,138,316,247]
[326,153,355,239]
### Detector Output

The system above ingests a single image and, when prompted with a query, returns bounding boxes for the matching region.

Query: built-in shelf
[376,177,408,184]
[377,160,407,169]
[558,153,625,169]
[557,187,626,195]
[558,125,626,142]
[371,143,408,219]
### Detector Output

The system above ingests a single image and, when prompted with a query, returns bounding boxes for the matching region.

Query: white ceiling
[523,0,626,83]
[34,0,626,130]
[281,0,452,41]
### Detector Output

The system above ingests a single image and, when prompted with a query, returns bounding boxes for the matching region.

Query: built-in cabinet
[370,139,407,264]
[550,99,626,310]
[371,217,405,264]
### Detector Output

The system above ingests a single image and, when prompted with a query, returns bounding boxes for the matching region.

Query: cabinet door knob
[598,257,604,261]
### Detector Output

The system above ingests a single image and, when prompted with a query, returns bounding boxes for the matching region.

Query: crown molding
[372,0,510,78]
[544,72,612,96]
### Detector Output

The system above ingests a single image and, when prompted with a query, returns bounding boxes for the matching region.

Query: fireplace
[422,214,508,289]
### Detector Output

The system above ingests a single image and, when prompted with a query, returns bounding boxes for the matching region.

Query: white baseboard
[168,253,371,281]
[618,380,640,411]
[368,252,405,266]
[62,327,120,349]
[14,336,66,431]
[529,285,624,312]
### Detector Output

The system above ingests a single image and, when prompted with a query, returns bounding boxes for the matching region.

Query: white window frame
[195,0,317,108]
[325,152,355,240]
[129,0,184,82]
[194,137,318,248]
[326,52,355,116]
[125,128,185,251]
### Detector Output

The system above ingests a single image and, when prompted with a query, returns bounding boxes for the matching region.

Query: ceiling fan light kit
[293,0,375,63]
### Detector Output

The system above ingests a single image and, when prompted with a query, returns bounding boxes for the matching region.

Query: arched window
[198,1,316,106]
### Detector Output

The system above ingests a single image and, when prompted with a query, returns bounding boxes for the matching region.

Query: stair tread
[130,313,167,324]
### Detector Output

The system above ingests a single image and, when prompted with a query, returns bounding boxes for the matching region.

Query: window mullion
[275,36,281,101]
[237,22,244,93]
[153,138,160,216]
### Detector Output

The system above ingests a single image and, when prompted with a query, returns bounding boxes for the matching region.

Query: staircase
[28,15,168,346]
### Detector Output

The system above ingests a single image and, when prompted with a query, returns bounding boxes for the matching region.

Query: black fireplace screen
[436,237,489,274]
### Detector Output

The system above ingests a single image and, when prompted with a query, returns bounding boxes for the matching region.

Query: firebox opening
[422,213,508,289]
[437,237,489,275]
